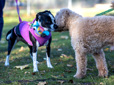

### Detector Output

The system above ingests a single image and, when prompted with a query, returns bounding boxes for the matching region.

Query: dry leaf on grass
[14,64,29,70]
[38,81,47,85]
[60,54,68,58]
[24,71,30,74]
[32,72,36,75]
[53,38,58,41]
[51,75,59,78]
[61,36,69,39]
[57,48,62,51]
[57,80,64,84]
[104,48,109,51]
[19,46,25,52]
[41,50,45,53]
[100,82,104,85]
[54,63,57,65]
[67,64,73,67]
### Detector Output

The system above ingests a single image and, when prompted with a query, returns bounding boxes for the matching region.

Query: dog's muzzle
[50,24,58,31]
[54,24,58,29]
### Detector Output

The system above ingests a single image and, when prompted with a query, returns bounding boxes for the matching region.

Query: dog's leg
[29,46,33,60]
[5,35,17,66]
[46,37,53,68]
[74,49,87,79]
[92,49,108,77]
[32,41,39,72]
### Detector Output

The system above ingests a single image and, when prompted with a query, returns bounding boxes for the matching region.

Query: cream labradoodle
[55,8,114,79]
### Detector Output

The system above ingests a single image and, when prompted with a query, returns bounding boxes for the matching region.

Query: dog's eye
[46,21,51,24]
[54,20,56,23]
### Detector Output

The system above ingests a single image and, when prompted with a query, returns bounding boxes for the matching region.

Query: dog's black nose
[54,24,58,29]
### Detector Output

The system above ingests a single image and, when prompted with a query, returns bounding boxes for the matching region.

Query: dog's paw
[98,74,108,78]
[33,68,38,72]
[46,57,53,68]
[47,61,53,68]
[98,67,108,78]
[73,74,85,79]
[98,70,108,78]
[4,62,9,66]
[47,64,53,68]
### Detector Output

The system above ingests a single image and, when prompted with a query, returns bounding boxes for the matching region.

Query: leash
[95,8,114,16]
[15,0,35,23]
[15,0,22,23]
[95,2,114,16]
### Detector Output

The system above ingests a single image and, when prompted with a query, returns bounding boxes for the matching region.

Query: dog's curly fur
[55,8,114,79]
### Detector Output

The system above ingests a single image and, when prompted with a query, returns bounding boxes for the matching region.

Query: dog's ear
[36,13,42,21]
[65,10,70,16]
[36,10,51,21]
[44,10,51,13]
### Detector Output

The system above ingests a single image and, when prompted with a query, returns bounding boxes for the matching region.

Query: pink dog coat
[15,21,51,46]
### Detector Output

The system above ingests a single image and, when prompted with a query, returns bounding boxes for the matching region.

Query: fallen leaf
[60,54,74,61]
[104,48,109,51]
[61,54,68,58]
[53,38,58,41]
[15,64,29,70]
[19,46,25,52]
[24,71,30,74]
[57,48,62,51]
[67,64,73,67]
[41,50,45,53]
[32,72,36,75]
[100,82,104,85]
[38,81,47,85]
[57,80,64,84]
[54,63,57,65]
[61,36,69,39]
[51,75,59,78]
[24,71,27,74]
[60,55,64,58]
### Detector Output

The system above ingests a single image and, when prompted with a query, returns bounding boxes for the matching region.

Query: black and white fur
[5,11,58,72]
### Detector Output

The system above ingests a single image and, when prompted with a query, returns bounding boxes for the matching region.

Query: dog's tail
[6,29,12,41]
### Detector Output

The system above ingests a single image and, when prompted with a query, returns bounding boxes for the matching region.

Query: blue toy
[33,21,50,37]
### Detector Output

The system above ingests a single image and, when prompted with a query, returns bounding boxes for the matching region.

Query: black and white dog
[5,11,58,72]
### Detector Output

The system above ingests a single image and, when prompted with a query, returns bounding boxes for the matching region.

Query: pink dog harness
[14,21,51,46]
[15,0,51,46]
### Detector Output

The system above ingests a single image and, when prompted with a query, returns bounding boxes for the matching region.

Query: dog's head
[36,10,58,32]
[55,8,71,32]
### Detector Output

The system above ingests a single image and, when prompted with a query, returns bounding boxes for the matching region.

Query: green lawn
[0,9,114,85]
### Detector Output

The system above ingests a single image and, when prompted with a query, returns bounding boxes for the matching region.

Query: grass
[0,9,114,85]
